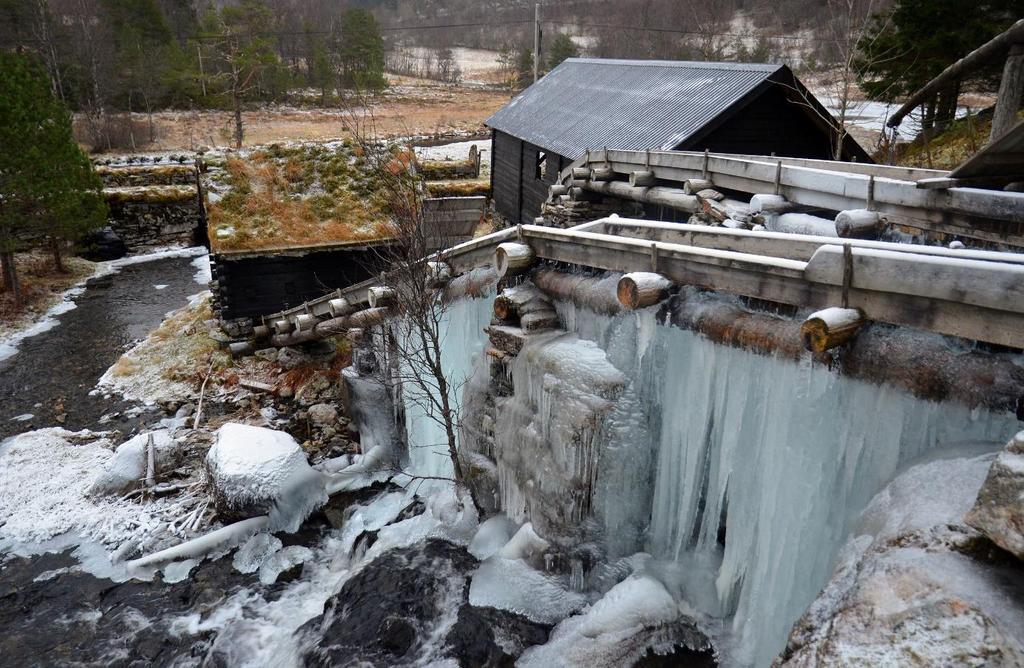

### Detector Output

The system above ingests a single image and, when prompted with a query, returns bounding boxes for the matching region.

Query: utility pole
[533,3,541,84]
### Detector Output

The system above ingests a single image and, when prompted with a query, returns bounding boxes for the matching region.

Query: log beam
[617,272,673,309]
[800,307,865,352]
[496,242,536,278]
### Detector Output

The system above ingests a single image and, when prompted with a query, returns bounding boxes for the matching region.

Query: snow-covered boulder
[206,423,316,521]
[966,431,1024,560]
[776,454,1024,666]
[89,429,182,495]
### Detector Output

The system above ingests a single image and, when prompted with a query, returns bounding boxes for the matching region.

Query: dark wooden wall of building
[492,130,568,225]
[211,246,387,320]
[682,85,841,160]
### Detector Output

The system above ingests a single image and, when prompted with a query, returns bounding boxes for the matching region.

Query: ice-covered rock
[258,545,314,585]
[206,423,318,521]
[966,431,1024,560]
[518,572,712,668]
[777,454,1024,666]
[468,515,518,560]
[307,403,338,425]
[469,556,587,625]
[89,429,182,495]
[232,532,283,574]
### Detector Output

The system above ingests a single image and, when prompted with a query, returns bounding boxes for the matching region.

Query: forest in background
[0,0,1018,153]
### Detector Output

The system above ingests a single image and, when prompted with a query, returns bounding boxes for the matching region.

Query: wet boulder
[205,423,315,521]
[301,539,550,667]
[966,431,1024,560]
[80,227,128,261]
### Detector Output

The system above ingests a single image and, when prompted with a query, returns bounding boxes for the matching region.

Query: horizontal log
[591,166,615,182]
[253,324,270,339]
[294,314,316,331]
[764,212,837,237]
[572,167,591,180]
[582,180,698,212]
[835,210,884,239]
[630,170,656,187]
[368,286,396,308]
[550,184,569,197]
[269,307,390,347]
[683,179,714,194]
[534,269,1024,411]
[800,307,865,352]
[749,194,793,214]
[272,319,292,335]
[618,272,673,309]
[328,297,352,317]
[496,242,536,278]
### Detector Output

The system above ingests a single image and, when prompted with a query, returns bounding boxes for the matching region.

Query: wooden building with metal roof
[485,58,872,225]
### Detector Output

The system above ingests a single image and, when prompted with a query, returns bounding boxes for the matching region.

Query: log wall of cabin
[211,246,387,320]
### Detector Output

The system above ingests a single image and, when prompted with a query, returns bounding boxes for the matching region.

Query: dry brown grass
[110,357,142,377]
[207,143,397,252]
[0,251,96,336]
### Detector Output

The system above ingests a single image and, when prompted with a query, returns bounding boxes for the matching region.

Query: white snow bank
[207,424,324,529]
[0,428,192,550]
[89,429,180,495]
[0,282,88,362]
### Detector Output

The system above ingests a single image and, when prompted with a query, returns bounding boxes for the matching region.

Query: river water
[0,255,206,440]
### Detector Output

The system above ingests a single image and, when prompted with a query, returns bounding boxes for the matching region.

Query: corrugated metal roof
[485,58,783,159]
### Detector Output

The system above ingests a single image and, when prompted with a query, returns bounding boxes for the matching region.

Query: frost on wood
[966,430,1024,560]
[206,423,324,526]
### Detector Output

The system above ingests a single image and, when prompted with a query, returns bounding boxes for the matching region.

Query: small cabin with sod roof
[485,58,872,225]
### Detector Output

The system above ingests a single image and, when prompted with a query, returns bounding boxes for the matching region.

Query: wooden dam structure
[233,150,1024,415]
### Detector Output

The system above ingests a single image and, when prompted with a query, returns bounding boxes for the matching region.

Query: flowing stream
[0,255,207,440]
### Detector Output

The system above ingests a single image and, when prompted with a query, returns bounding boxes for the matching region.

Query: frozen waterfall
[400,289,1021,666]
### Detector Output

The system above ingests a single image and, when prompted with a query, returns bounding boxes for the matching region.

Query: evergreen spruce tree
[856,0,1018,130]
[339,8,387,91]
[547,33,579,71]
[0,53,106,302]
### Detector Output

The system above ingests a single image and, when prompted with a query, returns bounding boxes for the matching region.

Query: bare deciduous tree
[339,102,483,510]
